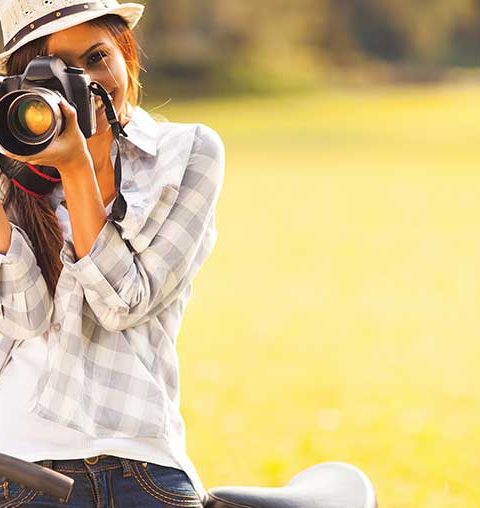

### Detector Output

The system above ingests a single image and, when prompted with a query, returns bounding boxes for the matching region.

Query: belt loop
[119,457,134,478]
[84,456,99,465]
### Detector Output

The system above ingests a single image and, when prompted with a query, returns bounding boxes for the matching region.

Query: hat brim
[0,3,144,74]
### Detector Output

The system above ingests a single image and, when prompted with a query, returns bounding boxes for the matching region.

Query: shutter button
[66,66,84,75]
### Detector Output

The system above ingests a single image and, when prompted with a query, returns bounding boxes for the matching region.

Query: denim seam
[130,462,202,507]
[108,470,116,508]
[142,465,200,500]
[0,486,37,508]
[87,473,102,508]
[55,465,123,474]
[80,473,96,508]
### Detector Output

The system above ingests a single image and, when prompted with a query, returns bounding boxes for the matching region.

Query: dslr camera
[0,55,96,156]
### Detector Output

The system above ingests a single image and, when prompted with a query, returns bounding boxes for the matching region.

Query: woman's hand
[0,97,93,177]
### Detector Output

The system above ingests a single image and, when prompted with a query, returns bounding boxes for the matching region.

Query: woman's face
[47,21,129,137]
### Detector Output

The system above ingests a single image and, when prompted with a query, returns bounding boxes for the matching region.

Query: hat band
[4,2,104,52]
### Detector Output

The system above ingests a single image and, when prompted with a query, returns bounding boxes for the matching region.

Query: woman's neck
[86,104,133,175]
[87,128,114,175]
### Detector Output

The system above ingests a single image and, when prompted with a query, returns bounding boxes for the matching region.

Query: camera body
[0,55,96,156]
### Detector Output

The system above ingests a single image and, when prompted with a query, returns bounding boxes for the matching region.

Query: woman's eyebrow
[79,42,105,59]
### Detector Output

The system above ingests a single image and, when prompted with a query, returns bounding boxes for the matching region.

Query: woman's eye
[87,50,108,65]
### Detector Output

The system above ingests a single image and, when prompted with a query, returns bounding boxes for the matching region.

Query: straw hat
[0,0,145,74]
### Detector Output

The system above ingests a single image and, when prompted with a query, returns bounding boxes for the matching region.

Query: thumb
[58,97,79,131]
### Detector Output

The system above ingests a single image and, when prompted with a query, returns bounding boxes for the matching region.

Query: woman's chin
[92,102,128,136]
[92,110,110,137]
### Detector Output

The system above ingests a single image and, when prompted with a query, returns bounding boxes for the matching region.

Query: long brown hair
[2,14,142,297]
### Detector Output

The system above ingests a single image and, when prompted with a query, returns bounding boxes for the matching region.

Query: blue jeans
[0,455,204,507]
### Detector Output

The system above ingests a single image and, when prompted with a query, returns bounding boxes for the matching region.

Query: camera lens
[0,88,63,155]
[9,95,57,143]
[16,99,54,136]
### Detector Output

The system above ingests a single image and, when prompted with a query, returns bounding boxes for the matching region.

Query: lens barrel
[0,88,63,156]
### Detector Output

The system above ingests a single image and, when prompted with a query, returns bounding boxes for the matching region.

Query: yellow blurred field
[147,85,480,508]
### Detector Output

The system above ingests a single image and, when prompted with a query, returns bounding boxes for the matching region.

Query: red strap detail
[25,162,61,183]
[11,179,45,199]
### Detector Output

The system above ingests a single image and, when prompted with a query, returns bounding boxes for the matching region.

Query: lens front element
[17,99,54,136]
[9,94,57,144]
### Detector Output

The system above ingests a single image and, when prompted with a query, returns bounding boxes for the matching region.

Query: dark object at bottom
[203,462,377,508]
[0,454,377,508]
[0,452,74,503]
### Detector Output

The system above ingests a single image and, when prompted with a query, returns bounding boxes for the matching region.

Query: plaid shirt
[0,106,224,440]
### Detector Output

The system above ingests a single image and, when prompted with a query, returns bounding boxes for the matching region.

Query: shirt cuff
[0,223,40,292]
[61,220,132,313]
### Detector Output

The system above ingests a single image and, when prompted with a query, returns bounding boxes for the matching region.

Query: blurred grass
[145,84,480,508]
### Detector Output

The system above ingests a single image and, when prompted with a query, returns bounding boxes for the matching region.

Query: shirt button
[52,322,61,332]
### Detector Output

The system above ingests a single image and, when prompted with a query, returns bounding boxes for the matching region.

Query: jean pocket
[130,461,202,506]
[0,478,38,507]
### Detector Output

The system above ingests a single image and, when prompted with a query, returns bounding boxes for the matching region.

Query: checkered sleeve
[0,336,15,376]
[63,124,225,332]
[0,223,54,339]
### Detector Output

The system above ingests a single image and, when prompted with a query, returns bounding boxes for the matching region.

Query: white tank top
[0,333,205,497]
[0,197,206,499]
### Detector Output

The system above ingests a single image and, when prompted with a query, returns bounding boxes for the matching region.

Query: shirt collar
[121,105,159,156]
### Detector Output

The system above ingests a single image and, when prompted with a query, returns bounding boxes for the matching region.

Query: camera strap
[89,81,128,223]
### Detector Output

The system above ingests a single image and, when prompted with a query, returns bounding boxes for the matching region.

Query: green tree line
[138,0,480,90]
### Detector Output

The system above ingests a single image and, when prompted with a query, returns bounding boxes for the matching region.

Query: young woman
[0,1,224,507]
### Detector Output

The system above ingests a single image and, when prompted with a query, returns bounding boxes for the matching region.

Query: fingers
[60,97,78,131]
[58,97,75,114]
[0,99,84,169]
[0,146,27,163]
[0,144,13,157]
[59,97,78,126]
